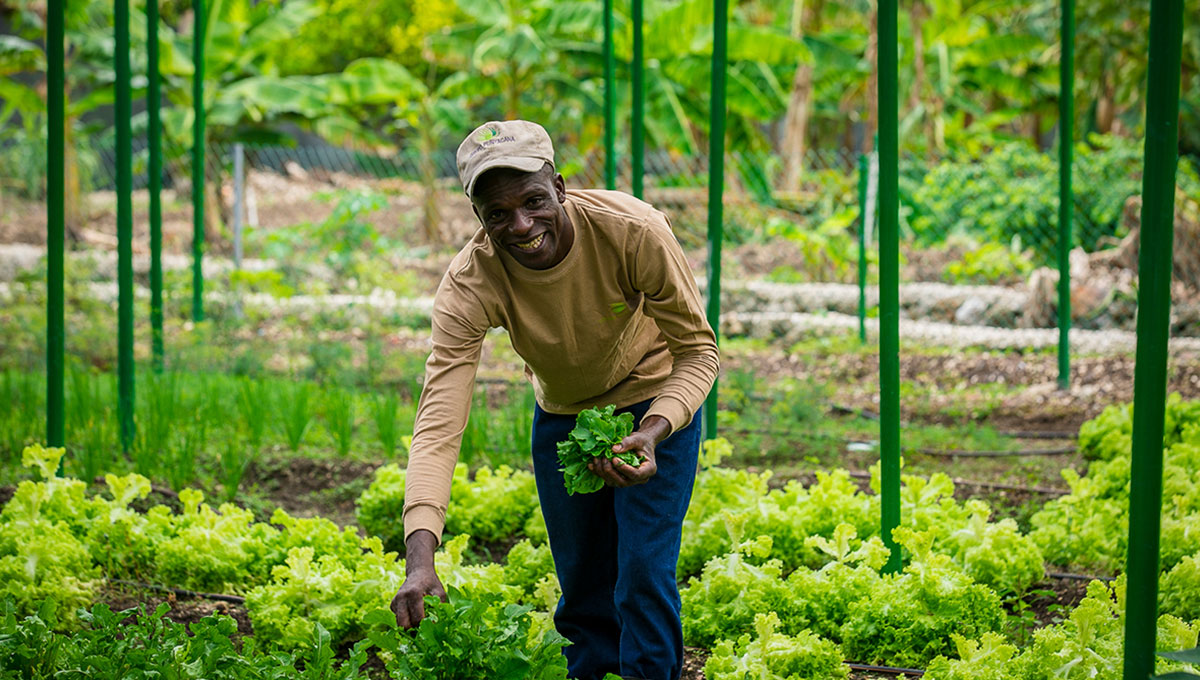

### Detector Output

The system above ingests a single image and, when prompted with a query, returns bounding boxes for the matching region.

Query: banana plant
[425,0,808,156]
[1,0,145,230]
[149,0,427,233]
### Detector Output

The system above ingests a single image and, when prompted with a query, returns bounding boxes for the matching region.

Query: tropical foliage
[7,0,1194,167]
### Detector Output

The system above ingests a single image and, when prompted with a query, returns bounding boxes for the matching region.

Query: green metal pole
[631,0,644,199]
[1057,0,1074,390]
[47,0,65,451]
[704,0,728,441]
[857,153,868,344]
[116,0,135,452]
[878,0,902,574]
[192,0,205,322]
[1122,0,1183,677]
[604,0,616,190]
[149,0,164,372]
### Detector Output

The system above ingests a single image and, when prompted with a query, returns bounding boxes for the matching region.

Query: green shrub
[909,136,1186,264]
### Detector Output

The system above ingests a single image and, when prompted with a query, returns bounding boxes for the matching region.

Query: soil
[681,647,711,680]
[243,454,378,529]
[1027,578,1091,627]
[723,347,1200,435]
[97,582,254,637]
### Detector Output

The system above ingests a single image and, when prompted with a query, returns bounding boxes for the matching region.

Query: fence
[5,133,1186,282]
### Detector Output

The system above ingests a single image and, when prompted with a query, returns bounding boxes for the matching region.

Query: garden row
[0,367,534,491]
[2,396,1199,678]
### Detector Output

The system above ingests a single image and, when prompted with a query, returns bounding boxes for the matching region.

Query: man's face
[471,165,574,270]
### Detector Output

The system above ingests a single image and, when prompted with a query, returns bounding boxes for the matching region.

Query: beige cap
[456,120,556,197]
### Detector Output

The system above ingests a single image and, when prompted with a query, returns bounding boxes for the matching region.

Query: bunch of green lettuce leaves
[556,405,638,495]
[364,587,569,680]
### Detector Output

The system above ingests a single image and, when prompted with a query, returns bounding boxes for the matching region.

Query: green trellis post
[47,0,65,452]
[631,0,644,199]
[604,0,616,190]
[878,0,902,574]
[1057,0,1074,390]
[704,0,728,441]
[1122,0,1184,676]
[116,0,135,452]
[192,0,205,322]
[149,0,164,371]
[857,153,868,344]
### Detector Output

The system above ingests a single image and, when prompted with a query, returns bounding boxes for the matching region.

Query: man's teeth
[515,234,545,250]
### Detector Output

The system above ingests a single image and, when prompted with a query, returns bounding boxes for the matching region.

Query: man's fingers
[393,594,413,628]
[393,588,432,629]
[623,458,656,483]
[610,455,655,485]
[406,597,425,629]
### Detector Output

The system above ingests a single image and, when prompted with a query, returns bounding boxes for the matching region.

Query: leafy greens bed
[3,395,1200,679]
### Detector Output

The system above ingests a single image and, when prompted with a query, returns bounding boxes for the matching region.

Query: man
[391,120,719,680]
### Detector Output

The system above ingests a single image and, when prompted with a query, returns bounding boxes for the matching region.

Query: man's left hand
[589,414,671,487]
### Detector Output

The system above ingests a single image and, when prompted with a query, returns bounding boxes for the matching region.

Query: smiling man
[391,120,719,680]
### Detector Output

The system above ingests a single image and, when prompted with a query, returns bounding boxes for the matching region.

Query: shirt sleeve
[402,272,490,545]
[631,210,720,434]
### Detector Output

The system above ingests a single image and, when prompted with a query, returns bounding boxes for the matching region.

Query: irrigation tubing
[1048,571,1116,583]
[844,470,1069,496]
[845,662,925,676]
[92,477,178,500]
[997,430,1077,440]
[107,578,246,604]
[727,426,1076,457]
[906,446,1076,457]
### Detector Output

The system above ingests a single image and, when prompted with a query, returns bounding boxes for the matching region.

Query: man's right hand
[391,529,447,629]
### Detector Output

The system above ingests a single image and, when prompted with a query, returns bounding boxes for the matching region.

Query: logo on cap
[477,126,499,143]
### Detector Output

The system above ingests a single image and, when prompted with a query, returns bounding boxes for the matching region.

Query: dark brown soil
[681,646,711,680]
[1030,578,1091,627]
[98,583,254,636]
[244,454,378,528]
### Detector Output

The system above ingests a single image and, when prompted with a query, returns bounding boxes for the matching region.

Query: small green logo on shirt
[601,301,630,321]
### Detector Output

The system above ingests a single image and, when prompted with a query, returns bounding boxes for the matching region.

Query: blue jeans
[531,399,702,680]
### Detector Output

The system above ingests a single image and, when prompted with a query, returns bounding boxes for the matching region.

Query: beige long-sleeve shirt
[402,189,720,542]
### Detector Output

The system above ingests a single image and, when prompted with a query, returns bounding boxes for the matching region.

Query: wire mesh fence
[3,131,1196,293]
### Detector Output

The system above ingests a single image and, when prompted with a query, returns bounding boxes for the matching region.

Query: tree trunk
[929,42,947,154]
[909,1,933,158]
[59,53,85,239]
[204,172,226,255]
[419,122,441,245]
[781,0,823,192]
[63,115,85,239]
[864,2,878,155]
[1095,69,1115,134]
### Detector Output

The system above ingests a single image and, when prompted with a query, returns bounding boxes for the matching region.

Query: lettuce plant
[555,405,637,495]
[364,588,569,680]
[704,612,847,680]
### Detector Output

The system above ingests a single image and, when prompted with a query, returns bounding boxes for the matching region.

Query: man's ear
[554,174,566,203]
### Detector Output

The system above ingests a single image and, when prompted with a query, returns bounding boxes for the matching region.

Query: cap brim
[465,156,552,196]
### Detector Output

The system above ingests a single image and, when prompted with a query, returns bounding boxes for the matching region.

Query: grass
[236,377,270,449]
[219,434,254,503]
[324,388,357,457]
[371,393,400,458]
[277,381,314,452]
